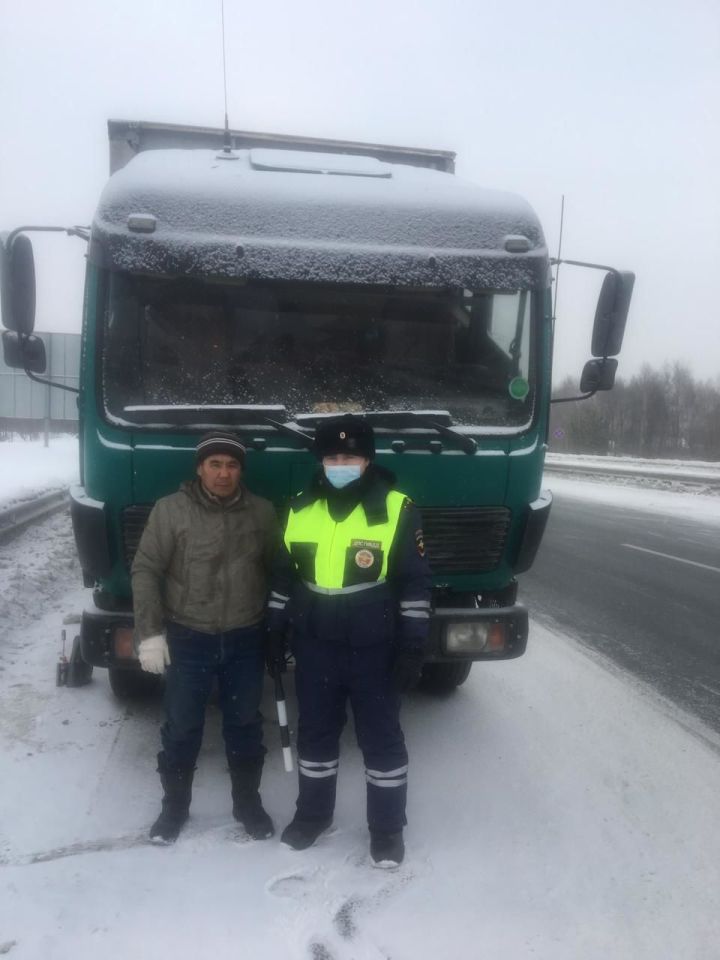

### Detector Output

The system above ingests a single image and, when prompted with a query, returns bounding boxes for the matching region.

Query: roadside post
[274,673,294,773]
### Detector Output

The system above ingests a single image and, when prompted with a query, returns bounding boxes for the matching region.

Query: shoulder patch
[415,528,426,557]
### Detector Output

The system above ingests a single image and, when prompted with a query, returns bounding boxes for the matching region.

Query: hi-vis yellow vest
[284,490,407,593]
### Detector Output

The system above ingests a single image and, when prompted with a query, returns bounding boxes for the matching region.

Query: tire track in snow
[267,845,430,960]
[1,818,257,867]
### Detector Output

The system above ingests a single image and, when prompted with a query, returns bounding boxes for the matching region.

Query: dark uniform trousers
[291,595,409,835]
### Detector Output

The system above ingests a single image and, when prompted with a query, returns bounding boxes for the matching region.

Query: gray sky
[1,0,718,384]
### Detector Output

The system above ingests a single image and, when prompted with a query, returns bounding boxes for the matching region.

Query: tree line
[549,364,720,460]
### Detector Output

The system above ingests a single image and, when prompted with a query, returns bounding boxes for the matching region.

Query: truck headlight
[444,622,507,654]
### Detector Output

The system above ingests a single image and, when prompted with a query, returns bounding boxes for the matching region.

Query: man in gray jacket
[132,430,279,844]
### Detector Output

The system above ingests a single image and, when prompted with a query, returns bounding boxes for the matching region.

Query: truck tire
[419,660,472,693]
[108,666,161,701]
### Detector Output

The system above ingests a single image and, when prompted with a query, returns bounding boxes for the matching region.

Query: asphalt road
[520,489,720,736]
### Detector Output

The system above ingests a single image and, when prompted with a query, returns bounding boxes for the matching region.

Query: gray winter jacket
[131,479,279,639]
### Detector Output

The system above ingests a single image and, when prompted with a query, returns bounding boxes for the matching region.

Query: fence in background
[0,332,80,437]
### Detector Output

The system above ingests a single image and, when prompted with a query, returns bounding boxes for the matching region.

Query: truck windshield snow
[102,274,536,429]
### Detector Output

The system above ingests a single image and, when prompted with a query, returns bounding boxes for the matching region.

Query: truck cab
[0,119,633,696]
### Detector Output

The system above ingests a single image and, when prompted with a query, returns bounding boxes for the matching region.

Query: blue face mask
[324,465,363,489]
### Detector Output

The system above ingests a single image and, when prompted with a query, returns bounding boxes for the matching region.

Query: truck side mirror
[591,270,635,357]
[2,329,47,373]
[0,232,37,335]
[580,357,617,393]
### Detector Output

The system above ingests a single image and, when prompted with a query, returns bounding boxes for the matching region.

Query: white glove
[138,634,170,674]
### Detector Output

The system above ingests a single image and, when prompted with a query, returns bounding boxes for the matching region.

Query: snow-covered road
[1,509,718,959]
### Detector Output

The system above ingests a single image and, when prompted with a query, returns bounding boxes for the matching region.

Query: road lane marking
[622,543,720,574]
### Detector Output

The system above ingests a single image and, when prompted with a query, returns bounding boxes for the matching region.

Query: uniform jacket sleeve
[388,500,433,652]
[130,499,176,641]
[266,534,298,633]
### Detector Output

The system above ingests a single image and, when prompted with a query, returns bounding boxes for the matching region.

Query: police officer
[266,417,431,867]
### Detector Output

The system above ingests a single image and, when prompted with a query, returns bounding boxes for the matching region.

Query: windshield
[102,275,536,429]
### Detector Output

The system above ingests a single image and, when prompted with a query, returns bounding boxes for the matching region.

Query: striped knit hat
[195,431,246,466]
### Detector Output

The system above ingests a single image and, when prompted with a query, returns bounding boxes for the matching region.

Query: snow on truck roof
[90,147,549,290]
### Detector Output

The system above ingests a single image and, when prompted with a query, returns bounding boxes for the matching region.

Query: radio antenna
[220,0,232,154]
[551,194,565,336]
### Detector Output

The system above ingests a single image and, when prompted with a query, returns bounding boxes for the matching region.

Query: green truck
[0,119,634,697]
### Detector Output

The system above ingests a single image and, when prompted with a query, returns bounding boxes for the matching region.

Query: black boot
[150,754,194,844]
[370,830,405,867]
[280,816,333,851]
[229,756,274,840]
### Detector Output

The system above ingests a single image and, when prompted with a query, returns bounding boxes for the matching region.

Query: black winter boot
[150,755,194,844]
[229,756,274,840]
[370,830,405,867]
[280,816,333,851]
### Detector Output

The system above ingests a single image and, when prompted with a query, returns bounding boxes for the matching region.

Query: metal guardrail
[544,456,720,489]
[0,489,70,543]
[0,455,718,547]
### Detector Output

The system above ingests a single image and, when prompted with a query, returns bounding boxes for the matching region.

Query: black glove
[391,648,425,693]
[265,629,287,678]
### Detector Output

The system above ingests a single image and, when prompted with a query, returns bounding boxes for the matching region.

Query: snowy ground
[0,437,78,509]
[545,474,720,528]
[545,452,720,497]
[1,439,719,959]
[546,452,720,479]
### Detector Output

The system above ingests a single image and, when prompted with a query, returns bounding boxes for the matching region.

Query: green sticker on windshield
[508,377,529,401]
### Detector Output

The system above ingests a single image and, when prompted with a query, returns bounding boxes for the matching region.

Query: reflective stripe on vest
[284,490,407,590]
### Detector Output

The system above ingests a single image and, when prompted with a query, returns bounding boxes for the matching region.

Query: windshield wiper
[374,412,477,454]
[121,404,315,448]
[261,417,314,449]
[297,410,477,454]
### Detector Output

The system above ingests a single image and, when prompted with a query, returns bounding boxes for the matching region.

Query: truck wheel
[108,666,161,701]
[419,660,472,693]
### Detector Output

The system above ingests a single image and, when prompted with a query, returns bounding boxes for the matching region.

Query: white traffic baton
[274,672,294,772]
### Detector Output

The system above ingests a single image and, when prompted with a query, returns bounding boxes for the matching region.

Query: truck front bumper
[80,601,528,668]
[426,605,528,661]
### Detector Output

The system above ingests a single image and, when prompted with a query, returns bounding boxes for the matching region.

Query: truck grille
[419,506,510,574]
[121,504,154,569]
[121,503,511,575]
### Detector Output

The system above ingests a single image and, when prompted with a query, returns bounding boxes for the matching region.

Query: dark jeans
[161,622,266,769]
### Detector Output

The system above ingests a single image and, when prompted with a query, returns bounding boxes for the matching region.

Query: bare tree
[549,364,720,460]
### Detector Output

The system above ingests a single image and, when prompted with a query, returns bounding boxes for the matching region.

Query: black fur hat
[313,417,375,461]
